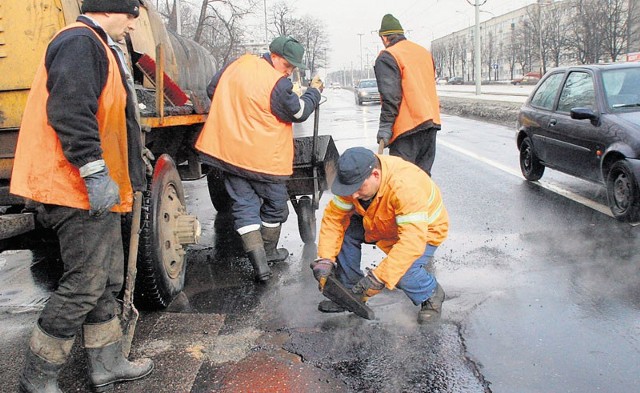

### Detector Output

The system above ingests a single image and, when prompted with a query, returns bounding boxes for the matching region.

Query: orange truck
[0,0,215,308]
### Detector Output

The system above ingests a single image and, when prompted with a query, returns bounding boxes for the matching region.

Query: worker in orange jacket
[11,1,153,391]
[196,36,323,282]
[374,14,441,176]
[311,147,448,323]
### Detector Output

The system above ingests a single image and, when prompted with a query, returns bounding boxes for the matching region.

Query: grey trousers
[35,204,124,339]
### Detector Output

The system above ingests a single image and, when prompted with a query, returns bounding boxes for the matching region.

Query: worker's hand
[310,258,335,291]
[292,82,303,97]
[352,270,384,301]
[142,147,155,176]
[310,75,324,93]
[377,124,392,147]
[81,161,120,218]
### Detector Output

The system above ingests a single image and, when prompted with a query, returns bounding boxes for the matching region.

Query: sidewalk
[437,84,532,103]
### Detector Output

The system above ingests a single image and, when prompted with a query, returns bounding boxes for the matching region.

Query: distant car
[512,71,542,85]
[330,82,341,89]
[447,76,464,85]
[516,63,640,222]
[436,77,448,85]
[354,78,380,105]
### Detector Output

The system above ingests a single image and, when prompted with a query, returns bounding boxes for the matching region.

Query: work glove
[81,161,120,218]
[352,269,385,301]
[377,123,392,147]
[142,147,155,176]
[310,75,324,93]
[292,82,303,97]
[310,258,335,291]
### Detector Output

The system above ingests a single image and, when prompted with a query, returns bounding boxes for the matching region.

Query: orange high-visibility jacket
[195,54,293,176]
[11,23,133,212]
[385,40,441,144]
[318,155,448,289]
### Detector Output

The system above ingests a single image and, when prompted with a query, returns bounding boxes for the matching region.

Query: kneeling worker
[311,147,448,323]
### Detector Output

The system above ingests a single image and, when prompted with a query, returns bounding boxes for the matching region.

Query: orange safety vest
[318,155,448,288]
[10,23,133,212]
[384,40,441,144]
[195,54,293,176]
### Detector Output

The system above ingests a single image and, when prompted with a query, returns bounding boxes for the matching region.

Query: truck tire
[206,168,232,213]
[134,155,193,309]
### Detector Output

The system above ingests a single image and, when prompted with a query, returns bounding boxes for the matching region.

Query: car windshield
[603,67,640,111]
[359,80,377,88]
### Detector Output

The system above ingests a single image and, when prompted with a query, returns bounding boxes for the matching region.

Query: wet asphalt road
[1,88,639,392]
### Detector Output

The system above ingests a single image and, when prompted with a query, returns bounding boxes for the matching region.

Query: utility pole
[474,0,482,95]
[175,0,181,35]
[358,33,364,80]
[264,0,268,44]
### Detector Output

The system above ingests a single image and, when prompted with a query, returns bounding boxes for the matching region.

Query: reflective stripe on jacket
[10,22,132,212]
[318,155,449,288]
[195,54,294,176]
[384,40,441,144]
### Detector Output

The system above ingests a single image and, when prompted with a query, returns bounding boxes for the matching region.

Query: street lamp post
[474,0,482,95]
[357,33,364,80]
[264,0,268,44]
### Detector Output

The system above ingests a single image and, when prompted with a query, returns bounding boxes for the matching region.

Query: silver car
[354,78,380,105]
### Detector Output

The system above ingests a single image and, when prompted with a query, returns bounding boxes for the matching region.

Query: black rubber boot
[241,231,272,281]
[83,318,154,392]
[261,224,289,263]
[19,324,74,393]
[418,283,446,324]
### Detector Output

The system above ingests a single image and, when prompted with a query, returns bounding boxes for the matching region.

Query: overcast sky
[257,0,538,75]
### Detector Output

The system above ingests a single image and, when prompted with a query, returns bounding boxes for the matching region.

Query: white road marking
[438,139,614,218]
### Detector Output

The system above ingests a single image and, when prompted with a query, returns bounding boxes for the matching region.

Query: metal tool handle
[123,191,143,314]
[378,140,385,154]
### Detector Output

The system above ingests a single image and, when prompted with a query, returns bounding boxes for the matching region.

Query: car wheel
[606,160,640,222]
[519,137,545,181]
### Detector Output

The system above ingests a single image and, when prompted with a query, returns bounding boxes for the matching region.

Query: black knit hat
[379,14,404,36]
[81,0,140,17]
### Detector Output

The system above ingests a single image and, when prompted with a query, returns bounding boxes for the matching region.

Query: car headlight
[359,91,368,97]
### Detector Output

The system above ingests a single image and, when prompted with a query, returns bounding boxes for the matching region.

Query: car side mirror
[570,107,600,125]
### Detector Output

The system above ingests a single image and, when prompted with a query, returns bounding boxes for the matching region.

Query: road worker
[196,36,323,282]
[311,147,448,323]
[374,14,442,176]
[11,0,153,391]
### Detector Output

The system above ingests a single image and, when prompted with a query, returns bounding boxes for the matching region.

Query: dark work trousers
[389,128,438,176]
[224,173,290,232]
[35,204,123,339]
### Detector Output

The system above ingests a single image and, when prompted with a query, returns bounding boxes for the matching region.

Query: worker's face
[380,35,390,48]
[272,54,295,76]
[350,169,381,201]
[103,13,138,43]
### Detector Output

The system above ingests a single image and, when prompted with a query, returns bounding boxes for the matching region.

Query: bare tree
[482,30,496,81]
[269,1,297,37]
[190,0,256,68]
[603,0,630,61]
[569,0,607,64]
[431,42,447,78]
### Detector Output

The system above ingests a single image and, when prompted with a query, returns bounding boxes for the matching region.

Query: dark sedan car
[516,63,640,222]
